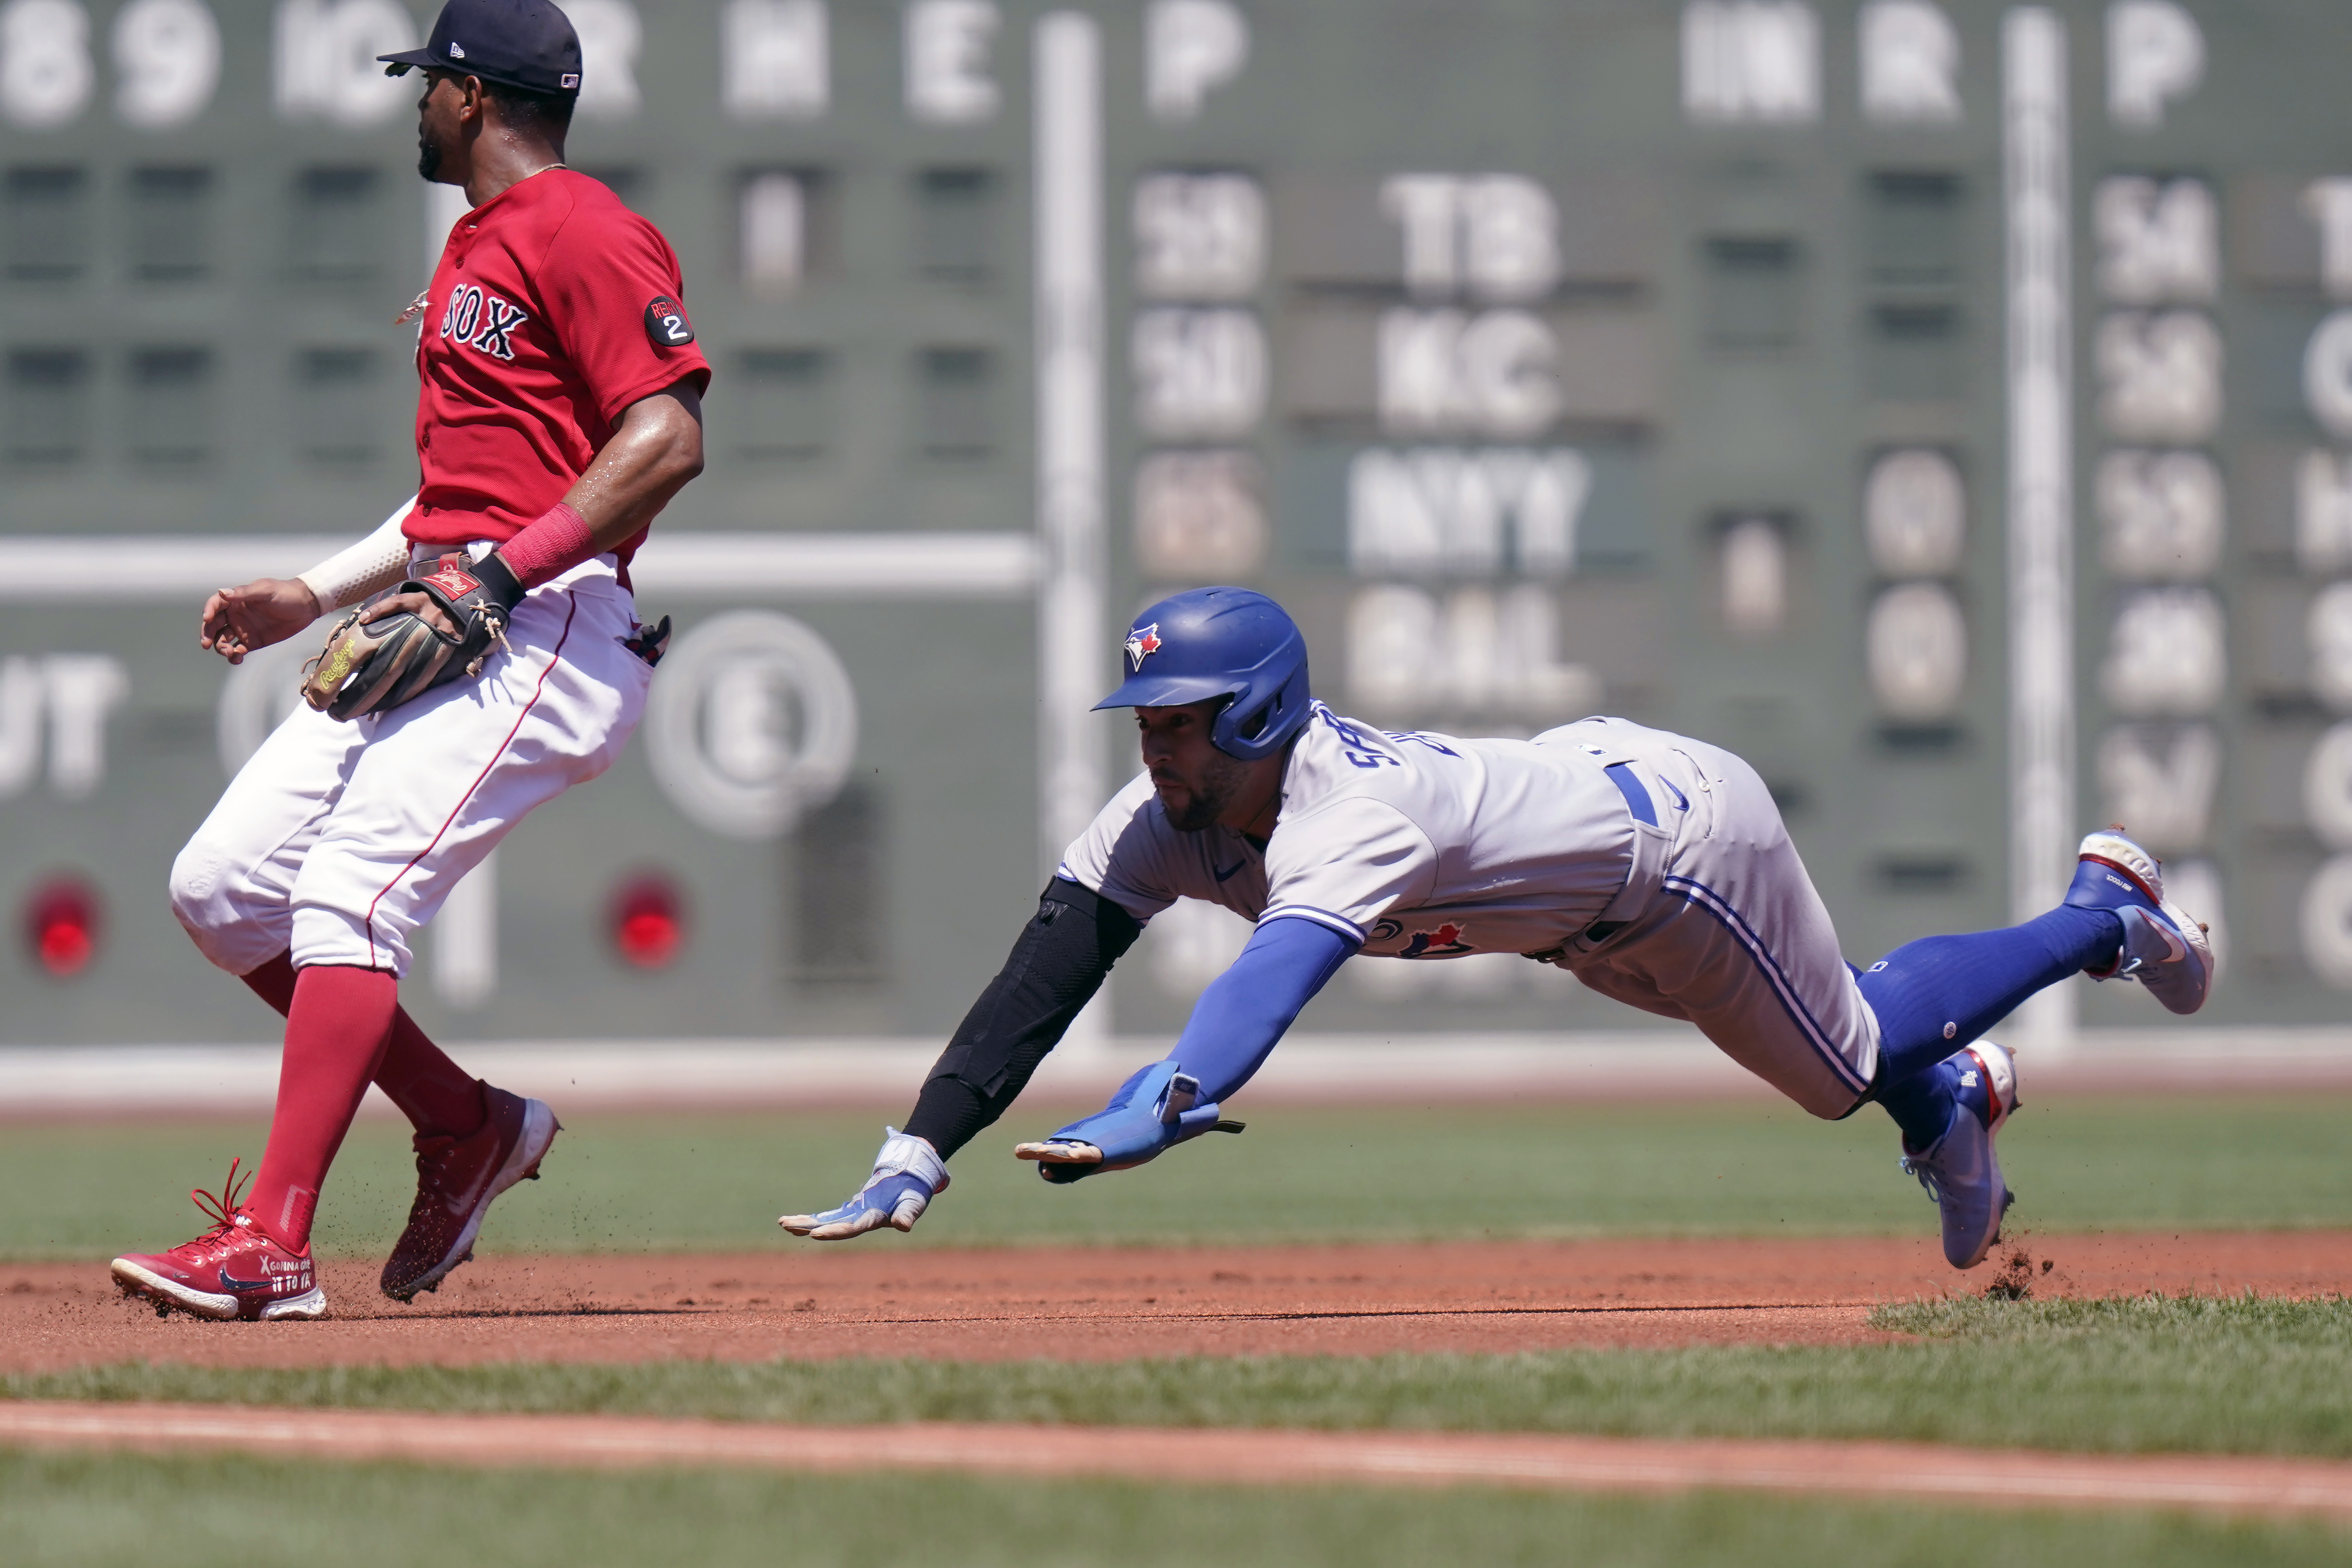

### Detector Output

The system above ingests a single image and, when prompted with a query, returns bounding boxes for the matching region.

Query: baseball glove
[301,553,524,721]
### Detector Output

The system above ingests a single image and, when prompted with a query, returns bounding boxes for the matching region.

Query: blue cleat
[1900,1039,2019,1270]
[778,1128,948,1240]
[2062,829,2214,1015]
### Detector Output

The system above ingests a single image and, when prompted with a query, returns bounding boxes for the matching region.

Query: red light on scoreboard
[24,876,101,978]
[609,873,685,969]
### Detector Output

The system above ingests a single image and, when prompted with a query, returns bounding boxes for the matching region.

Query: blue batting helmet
[1093,587,1312,761]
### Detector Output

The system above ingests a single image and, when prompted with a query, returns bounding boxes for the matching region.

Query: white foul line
[6,1405,2352,1519]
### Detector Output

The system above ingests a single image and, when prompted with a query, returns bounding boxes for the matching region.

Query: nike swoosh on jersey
[1213,861,1245,882]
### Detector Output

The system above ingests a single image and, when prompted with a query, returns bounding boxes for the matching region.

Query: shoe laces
[408,1128,475,1199]
[1898,1152,1945,1205]
[170,1158,254,1257]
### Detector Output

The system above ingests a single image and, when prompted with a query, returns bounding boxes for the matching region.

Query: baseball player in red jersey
[110,0,710,1321]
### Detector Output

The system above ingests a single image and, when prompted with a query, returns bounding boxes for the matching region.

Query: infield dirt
[7,1231,2348,1372]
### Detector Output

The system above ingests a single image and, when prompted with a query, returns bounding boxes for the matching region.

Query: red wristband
[495,501,597,590]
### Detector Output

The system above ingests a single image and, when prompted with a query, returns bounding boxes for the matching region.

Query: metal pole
[1035,12,1109,1055]
[2003,8,2076,1051]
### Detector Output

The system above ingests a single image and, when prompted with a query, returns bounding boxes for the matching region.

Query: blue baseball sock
[1877,1058,1968,1152]
[1859,906,2123,1150]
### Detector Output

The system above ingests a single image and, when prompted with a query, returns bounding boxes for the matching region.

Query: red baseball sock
[240,953,486,1139]
[248,965,400,1251]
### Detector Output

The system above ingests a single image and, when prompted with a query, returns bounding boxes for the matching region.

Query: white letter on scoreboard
[2304,722,2352,852]
[272,0,414,126]
[1859,0,1960,125]
[905,0,998,124]
[2302,180,2352,302]
[1682,1,1820,125]
[724,0,827,120]
[38,654,128,800]
[2097,723,2219,851]
[2095,176,2217,303]
[2301,855,2352,989]
[2298,450,2352,575]
[1133,173,1265,301]
[2095,449,2223,581]
[1145,0,1246,123]
[2095,310,2221,442]
[0,0,93,128]
[2100,588,2225,717]
[2312,581,2352,715]
[2106,0,2203,129]
[1381,176,1462,300]
[1130,308,1267,440]
[2304,312,2352,442]
[112,0,218,129]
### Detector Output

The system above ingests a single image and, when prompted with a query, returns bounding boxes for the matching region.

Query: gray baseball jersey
[1059,705,1883,1118]
[1060,703,1635,960]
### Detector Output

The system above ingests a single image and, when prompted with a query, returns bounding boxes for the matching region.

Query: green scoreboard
[3,0,2348,1051]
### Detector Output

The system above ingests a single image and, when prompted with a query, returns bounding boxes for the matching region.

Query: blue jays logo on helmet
[1094,587,1312,762]
[1123,623,1162,673]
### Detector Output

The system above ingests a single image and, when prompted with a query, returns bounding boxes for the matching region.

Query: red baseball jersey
[405,169,710,578]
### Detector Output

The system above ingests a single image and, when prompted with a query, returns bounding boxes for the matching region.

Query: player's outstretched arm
[778,878,1143,1239]
[198,496,418,663]
[1015,915,1357,1182]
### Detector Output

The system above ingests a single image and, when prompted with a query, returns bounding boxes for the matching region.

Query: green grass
[3,1448,2343,1568]
[14,1295,2352,1460]
[10,1094,2352,1261]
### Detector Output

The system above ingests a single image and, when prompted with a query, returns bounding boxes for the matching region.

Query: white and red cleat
[380,1083,559,1301]
[2064,829,2213,1014]
[111,1159,325,1321]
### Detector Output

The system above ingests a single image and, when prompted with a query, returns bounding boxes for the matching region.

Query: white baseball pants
[1538,718,1884,1119]
[170,559,652,979]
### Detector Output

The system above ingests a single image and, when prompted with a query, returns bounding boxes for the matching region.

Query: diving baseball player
[783,587,2212,1270]
[111,0,709,1321]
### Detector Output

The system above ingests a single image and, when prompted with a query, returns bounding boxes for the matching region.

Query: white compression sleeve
[295,495,418,613]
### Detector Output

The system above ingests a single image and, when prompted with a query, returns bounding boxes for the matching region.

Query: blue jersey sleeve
[1169,914,1359,1102]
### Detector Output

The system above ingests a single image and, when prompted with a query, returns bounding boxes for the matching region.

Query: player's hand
[1013,1061,1243,1185]
[778,1128,948,1241]
[199,578,323,664]
[359,590,461,640]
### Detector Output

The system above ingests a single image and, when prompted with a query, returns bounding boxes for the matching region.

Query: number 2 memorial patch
[644,295,696,347]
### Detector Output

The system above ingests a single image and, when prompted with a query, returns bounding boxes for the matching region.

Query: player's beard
[417,127,446,183]
[1156,750,1248,834]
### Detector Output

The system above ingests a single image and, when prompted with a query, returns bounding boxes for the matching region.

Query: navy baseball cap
[380,0,582,97]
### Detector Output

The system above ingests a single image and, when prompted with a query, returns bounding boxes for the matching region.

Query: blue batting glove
[1013,1061,1244,1184]
[778,1127,949,1239]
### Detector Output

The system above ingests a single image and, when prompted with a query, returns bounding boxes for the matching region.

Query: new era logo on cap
[448,40,464,57]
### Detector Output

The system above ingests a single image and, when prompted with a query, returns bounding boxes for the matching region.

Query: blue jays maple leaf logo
[1398,922,1474,958]
[1123,623,1162,672]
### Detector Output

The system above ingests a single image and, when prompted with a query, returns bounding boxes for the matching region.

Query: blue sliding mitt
[1013,1060,1244,1184]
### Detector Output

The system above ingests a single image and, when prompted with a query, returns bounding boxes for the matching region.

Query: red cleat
[111,1159,325,1322]
[380,1083,560,1301]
